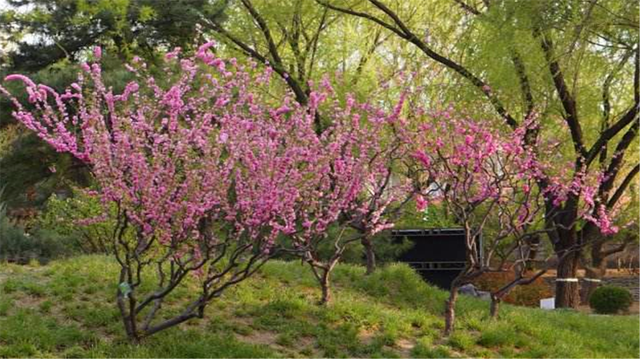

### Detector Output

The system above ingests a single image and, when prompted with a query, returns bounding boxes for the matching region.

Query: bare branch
[607,164,639,209]
[536,30,586,157]
[451,0,481,15]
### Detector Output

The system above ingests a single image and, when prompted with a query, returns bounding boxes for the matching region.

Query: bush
[0,217,71,264]
[0,194,73,264]
[589,286,633,314]
[35,187,117,254]
[474,271,552,307]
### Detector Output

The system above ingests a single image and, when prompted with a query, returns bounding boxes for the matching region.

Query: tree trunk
[490,296,500,318]
[525,235,541,273]
[117,294,140,342]
[555,250,580,308]
[580,249,606,305]
[580,267,604,305]
[444,285,459,336]
[362,237,376,275]
[320,271,332,305]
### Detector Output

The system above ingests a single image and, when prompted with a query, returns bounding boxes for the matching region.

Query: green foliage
[447,331,475,351]
[0,0,230,70]
[0,227,71,265]
[35,187,117,254]
[411,337,453,358]
[589,286,633,314]
[0,132,85,209]
[307,224,413,267]
[370,233,415,264]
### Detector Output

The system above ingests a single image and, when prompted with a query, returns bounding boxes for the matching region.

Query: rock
[476,290,491,301]
[459,283,479,296]
[458,284,491,301]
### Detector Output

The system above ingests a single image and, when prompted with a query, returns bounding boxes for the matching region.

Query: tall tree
[0,0,229,209]
[320,0,639,308]
[201,0,396,131]
[0,0,228,70]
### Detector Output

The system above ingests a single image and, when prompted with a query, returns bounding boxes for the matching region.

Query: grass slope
[0,256,637,358]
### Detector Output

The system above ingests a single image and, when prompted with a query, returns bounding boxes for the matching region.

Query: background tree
[0,0,229,211]
[412,109,617,334]
[320,0,639,308]
[580,184,639,303]
[200,0,406,129]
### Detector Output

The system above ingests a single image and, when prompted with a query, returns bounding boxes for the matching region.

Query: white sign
[540,297,555,310]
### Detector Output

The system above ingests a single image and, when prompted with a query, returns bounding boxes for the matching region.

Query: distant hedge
[589,286,632,314]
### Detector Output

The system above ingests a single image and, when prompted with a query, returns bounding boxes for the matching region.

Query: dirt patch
[233,324,320,357]
[238,330,278,346]
[395,338,415,357]
[13,294,46,309]
[229,316,254,326]
[357,328,377,345]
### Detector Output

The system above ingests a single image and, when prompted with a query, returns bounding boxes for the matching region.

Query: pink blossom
[415,195,428,211]
[93,46,102,60]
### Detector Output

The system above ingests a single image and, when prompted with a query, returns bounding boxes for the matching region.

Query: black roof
[391,228,465,236]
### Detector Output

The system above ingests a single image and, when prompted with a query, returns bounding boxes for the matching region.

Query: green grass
[0,255,638,358]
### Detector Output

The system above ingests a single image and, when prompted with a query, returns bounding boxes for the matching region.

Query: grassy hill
[0,256,637,358]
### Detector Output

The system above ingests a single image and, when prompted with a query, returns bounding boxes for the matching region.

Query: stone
[459,283,478,296]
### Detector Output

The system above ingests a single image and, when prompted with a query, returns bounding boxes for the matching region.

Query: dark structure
[392,228,482,289]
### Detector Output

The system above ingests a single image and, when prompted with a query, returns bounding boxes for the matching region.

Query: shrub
[0,200,72,264]
[589,286,632,314]
[35,188,116,254]
[474,271,552,307]
[0,229,70,264]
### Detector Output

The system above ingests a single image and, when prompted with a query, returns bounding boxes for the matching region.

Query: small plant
[589,286,632,314]
[447,331,475,351]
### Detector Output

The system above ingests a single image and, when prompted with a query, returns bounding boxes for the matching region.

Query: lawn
[0,256,637,358]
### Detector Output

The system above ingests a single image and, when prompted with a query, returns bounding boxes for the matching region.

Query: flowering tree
[0,43,375,340]
[413,110,617,334]
[274,84,415,304]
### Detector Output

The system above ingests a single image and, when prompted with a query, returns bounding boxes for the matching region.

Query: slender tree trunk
[117,293,140,342]
[320,273,331,305]
[362,236,376,275]
[490,295,501,318]
[555,250,580,308]
[525,235,541,273]
[116,267,140,342]
[444,285,459,336]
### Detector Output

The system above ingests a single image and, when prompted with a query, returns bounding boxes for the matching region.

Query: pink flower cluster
[0,43,618,261]
[0,43,406,257]
[412,110,617,235]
